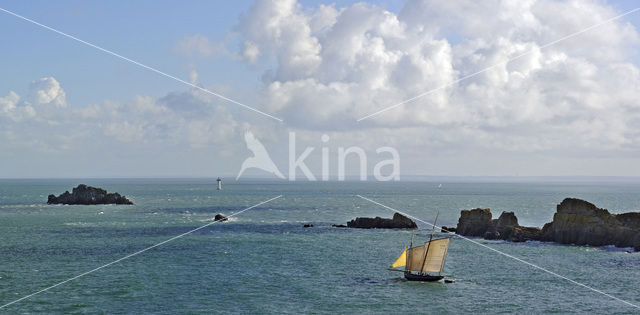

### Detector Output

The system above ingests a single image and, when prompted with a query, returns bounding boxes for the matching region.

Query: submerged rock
[346,212,417,229]
[455,198,640,250]
[441,226,456,233]
[47,184,133,205]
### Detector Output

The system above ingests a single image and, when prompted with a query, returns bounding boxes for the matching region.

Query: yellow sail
[405,238,450,273]
[390,247,407,268]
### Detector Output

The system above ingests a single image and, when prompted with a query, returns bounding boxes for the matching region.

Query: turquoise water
[1,179,640,314]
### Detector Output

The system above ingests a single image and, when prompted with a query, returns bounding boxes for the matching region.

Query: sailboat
[389,213,451,281]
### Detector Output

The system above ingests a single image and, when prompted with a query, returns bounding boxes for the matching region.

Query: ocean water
[1,179,640,314]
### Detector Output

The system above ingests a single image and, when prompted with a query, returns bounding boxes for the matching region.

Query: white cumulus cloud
[0,91,19,113]
[235,0,640,155]
[0,90,36,123]
[27,77,67,107]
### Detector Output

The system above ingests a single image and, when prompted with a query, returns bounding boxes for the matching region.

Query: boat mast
[406,230,415,273]
[420,211,439,275]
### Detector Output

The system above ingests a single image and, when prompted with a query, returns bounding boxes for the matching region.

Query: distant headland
[47,184,134,205]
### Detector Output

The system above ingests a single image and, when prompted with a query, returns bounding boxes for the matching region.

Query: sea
[1,178,640,314]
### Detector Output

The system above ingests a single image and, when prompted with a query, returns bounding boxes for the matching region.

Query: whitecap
[64,222,95,227]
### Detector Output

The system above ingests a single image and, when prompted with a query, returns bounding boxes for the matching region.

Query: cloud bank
[237,0,640,153]
[1,75,241,153]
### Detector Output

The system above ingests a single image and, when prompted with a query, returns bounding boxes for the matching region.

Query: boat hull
[404,272,444,282]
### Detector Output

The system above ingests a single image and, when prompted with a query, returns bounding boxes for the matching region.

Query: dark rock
[346,213,417,229]
[303,224,314,228]
[540,198,640,249]
[441,226,456,233]
[496,211,518,228]
[454,198,640,249]
[457,209,541,242]
[47,184,133,205]
[456,208,492,236]
[492,212,541,242]
[509,226,543,242]
[484,230,501,240]
[332,224,348,228]
[214,214,228,222]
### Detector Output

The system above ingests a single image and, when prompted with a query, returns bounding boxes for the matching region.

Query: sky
[1,0,640,179]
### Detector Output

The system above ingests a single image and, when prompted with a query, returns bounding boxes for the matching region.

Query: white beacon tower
[217,177,222,190]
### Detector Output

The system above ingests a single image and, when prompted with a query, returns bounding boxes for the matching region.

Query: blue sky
[0,1,254,107]
[1,0,640,178]
[0,0,408,107]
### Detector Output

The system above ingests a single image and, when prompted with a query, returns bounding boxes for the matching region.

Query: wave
[199,216,240,223]
[63,222,98,227]
[0,204,46,208]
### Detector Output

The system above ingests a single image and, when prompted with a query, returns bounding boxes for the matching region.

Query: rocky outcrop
[486,212,543,242]
[47,184,133,205]
[455,198,640,250]
[540,198,640,251]
[456,209,541,242]
[346,212,417,229]
[456,208,493,236]
[214,214,228,222]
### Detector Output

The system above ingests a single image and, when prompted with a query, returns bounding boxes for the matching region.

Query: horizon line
[3,175,640,180]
